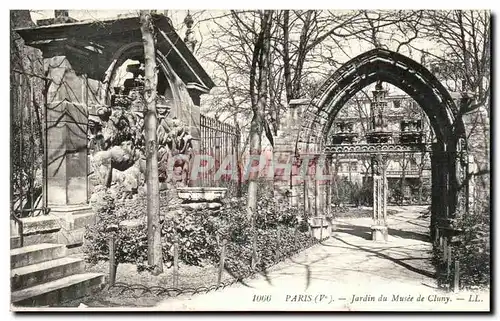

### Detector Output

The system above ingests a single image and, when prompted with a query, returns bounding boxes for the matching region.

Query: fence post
[173,230,179,288]
[442,237,448,262]
[453,260,460,293]
[320,217,324,241]
[294,227,298,250]
[276,227,281,261]
[446,243,452,282]
[218,238,227,285]
[106,224,119,287]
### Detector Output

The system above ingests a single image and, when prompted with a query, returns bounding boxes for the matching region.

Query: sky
[24,10,465,122]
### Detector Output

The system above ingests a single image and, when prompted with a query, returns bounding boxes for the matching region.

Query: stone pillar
[303,176,311,217]
[325,155,333,217]
[430,144,450,243]
[313,154,325,217]
[45,56,89,208]
[290,156,302,207]
[382,155,388,224]
[370,154,388,241]
[273,99,310,209]
[44,56,95,238]
[453,137,468,219]
[467,155,476,214]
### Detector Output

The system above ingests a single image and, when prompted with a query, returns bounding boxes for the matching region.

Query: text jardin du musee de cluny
[252,293,483,305]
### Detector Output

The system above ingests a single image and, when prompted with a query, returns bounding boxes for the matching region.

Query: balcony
[400,119,423,145]
[330,121,358,144]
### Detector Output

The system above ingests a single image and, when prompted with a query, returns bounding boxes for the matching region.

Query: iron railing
[199,115,240,187]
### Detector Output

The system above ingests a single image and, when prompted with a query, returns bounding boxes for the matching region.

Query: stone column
[325,155,333,217]
[290,156,302,207]
[44,56,95,239]
[370,154,388,241]
[46,57,89,207]
[313,154,326,217]
[430,144,450,244]
[467,155,476,214]
[381,155,388,224]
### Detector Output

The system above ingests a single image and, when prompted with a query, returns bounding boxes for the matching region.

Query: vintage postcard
[9,9,491,312]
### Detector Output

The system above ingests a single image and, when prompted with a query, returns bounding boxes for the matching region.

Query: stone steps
[9,215,88,250]
[10,243,106,307]
[11,243,66,269]
[11,273,106,307]
[11,256,84,291]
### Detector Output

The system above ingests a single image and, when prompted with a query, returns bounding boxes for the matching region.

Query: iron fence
[199,114,240,188]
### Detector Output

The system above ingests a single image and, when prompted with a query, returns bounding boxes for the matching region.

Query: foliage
[84,191,217,270]
[331,177,354,207]
[10,12,45,216]
[84,186,317,277]
[353,179,373,207]
[433,201,490,290]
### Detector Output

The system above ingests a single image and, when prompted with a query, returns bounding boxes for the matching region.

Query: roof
[15,14,215,91]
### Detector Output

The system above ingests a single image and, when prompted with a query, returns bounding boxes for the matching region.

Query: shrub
[84,190,217,270]
[84,183,318,279]
[433,201,490,290]
[454,202,490,288]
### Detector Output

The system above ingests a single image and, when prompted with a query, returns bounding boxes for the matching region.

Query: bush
[84,185,317,278]
[353,179,372,206]
[433,201,490,290]
[454,202,490,288]
[84,190,218,270]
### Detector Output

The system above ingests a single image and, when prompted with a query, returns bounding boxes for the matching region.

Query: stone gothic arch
[291,48,470,241]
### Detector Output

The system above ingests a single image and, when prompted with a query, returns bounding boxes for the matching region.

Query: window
[393,100,401,108]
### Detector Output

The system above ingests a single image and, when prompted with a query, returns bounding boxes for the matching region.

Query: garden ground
[66,205,490,311]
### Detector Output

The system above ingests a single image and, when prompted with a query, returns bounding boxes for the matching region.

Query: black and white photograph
[8,8,491,311]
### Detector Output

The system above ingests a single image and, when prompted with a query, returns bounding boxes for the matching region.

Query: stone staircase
[11,243,106,307]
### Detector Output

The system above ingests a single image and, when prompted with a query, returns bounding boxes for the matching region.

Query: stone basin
[308,216,330,241]
[308,216,329,227]
[177,187,227,202]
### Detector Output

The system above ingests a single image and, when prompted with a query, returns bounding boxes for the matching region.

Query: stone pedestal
[308,216,330,241]
[371,225,388,242]
[177,187,227,214]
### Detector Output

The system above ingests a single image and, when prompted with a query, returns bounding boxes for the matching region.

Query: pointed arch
[297,48,466,152]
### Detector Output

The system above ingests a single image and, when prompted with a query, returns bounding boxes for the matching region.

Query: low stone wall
[10,208,95,251]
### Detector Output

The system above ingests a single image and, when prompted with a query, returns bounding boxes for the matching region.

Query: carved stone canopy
[16,14,215,90]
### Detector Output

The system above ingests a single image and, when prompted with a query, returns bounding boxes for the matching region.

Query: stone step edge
[10,243,64,256]
[11,256,83,277]
[11,243,67,269]
[11,273,106,305]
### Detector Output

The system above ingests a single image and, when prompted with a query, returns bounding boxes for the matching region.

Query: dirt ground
[65,205,490,311]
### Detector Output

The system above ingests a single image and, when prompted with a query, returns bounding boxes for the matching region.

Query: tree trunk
[247,10,273,270]
[247,114,262,217]
[140,10,163,275]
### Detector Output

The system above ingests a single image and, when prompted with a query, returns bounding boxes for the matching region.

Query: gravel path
[154,206,490,312]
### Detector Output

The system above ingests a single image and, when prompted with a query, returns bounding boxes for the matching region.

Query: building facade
[328,84,433,204]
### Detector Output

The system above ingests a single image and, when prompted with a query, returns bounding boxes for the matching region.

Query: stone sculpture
[89,66,193,199]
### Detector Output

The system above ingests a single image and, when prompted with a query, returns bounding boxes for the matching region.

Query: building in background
[327,84,433,205]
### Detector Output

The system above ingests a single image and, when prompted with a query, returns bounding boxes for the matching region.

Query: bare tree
[414,10,491,190]
[139,10,163,275]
